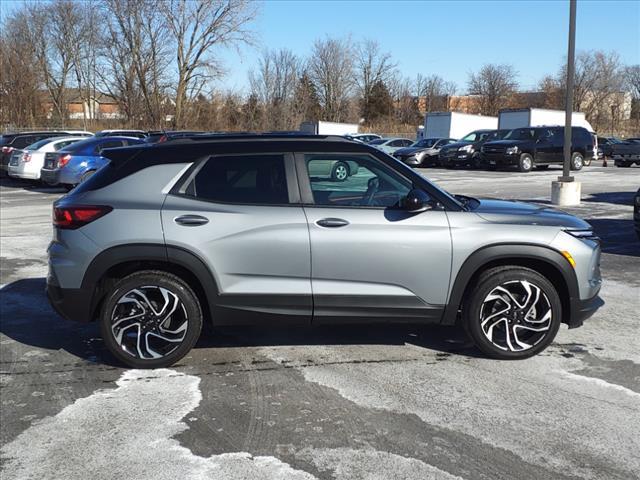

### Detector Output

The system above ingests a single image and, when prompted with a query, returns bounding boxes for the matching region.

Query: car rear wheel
[518,153,533,173]
[570,152,584,171]
[462,266,561,359]
[331,161,349,182]
[100,270,203,368]
[81,170,96,183]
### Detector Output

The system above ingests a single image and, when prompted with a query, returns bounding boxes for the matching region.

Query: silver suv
[47,135,603,368]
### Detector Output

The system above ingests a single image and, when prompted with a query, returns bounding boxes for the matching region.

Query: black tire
[535,165,550,170]
[331,161,349,182]
[462,266,561,359]
[518,153,534,173]
[570,152,584,171]
[81,170,96,183]
[99,270,203,368]
[616,161,631,168]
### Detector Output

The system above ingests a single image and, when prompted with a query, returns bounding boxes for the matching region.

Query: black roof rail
[163,132,353,144]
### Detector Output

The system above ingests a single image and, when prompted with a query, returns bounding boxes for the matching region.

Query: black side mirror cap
[403,188,433,213]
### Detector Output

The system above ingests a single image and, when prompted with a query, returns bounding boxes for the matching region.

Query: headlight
[506,146,519,155]
[458,145,474,153]
[566,229,599,241]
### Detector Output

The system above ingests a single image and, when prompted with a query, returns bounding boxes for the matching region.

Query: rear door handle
[316,218,349,228]
[174,214,209,226]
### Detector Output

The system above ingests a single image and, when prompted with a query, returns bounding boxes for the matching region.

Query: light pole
[552,0,581,206]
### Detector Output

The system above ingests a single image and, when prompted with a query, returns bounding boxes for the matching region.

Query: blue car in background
[40,136,144,187]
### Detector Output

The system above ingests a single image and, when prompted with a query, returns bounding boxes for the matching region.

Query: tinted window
[504,128,535,141]
[305,154,411,208]
[54,139,81,150]
[95,140,125,154]
[368,139,385,145]
[189,154,288,205]
[12,136,40,148]
[25,138,55,150]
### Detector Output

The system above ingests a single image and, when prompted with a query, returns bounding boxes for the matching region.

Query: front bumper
[395,154,421,166]
[568,293,604,329]
[440,151,472,165]
[483,153,519,166]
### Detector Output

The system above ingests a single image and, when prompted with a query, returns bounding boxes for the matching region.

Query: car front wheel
[518,153,533,173]
[463,266,561,359]
[100,270,203,368]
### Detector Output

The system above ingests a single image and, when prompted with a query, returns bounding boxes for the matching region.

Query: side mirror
[403,188,433,213]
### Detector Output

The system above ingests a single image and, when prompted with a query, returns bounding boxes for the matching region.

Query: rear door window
[185,154,290,205]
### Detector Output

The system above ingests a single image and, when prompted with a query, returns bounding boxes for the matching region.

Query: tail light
[53,205,112,229]
[58,154,72,167]
[23,152,32,162]
[2,146,14,154]
[158,135,168,143]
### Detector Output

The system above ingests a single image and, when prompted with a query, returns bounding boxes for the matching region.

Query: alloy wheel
[479,280,552,352]
[110,286,189,360]
[335,165,348,180]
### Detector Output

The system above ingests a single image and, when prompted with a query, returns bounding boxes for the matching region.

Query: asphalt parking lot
[1,163,639,480]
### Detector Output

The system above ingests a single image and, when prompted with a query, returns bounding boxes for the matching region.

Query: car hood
[441,141,471,150]
[473,198,591,229]
[394,146,428,155]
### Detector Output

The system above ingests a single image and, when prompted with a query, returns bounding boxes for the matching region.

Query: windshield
[504,128,535,141]
[368,139,385,145]
[411,138,438,148]
[460,131,489,142]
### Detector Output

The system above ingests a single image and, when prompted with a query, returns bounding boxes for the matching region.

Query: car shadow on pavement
[583,191,636,206]
[583,218,640,257]
[0,278,482,368]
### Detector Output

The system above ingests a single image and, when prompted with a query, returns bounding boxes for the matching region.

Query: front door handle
[316,218,349,228]
[174,214,209,226]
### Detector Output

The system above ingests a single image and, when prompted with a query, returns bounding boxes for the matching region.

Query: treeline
[1,0,639,134]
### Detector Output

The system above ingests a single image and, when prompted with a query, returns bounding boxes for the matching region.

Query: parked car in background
[597,137,623,158]
[368,137,414,154]
[439,129,509,168]
[307,156,359,181]
[1,131,92,176]
[94,129,147,139]
[40,136,145,187]
[481,126,594,172]
[345,133,381,143]
[611,139,640,168]
[7,136,86,181]
[393,138,457,167]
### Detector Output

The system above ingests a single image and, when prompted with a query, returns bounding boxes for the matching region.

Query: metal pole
[561,0,577,182]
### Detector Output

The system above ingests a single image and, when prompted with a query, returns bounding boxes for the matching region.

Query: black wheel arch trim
[441,243,580,326]
[81,243,220,322]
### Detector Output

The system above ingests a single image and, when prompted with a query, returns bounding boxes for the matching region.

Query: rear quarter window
[184,154,289,205]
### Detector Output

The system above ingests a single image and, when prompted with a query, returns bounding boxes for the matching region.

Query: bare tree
[160,0,257,128]
[626,65,640,99]
[467,64,518,116]
[416,74,457,112]
[308,36,354,122]
[0,16,43,128]
[102,0,172,127]
[249,49,300,130]
[291,70,322,125]
[354,39,396,121]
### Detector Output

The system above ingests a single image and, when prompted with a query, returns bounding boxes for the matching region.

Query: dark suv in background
[481,126,594,172]
[439,129,509,169]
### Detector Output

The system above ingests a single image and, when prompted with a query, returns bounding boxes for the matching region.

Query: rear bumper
[41,168,60,185]
[567,293,604,329]
[46,282,94,323]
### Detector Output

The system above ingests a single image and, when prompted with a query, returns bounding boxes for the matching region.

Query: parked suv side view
[439,129,509,169]
[481,126,594,172]
[47,134,603,368]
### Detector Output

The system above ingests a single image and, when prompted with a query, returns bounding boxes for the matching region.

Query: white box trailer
[498,108,594,132]
[300,121,358,135]
[424,112,498,140]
